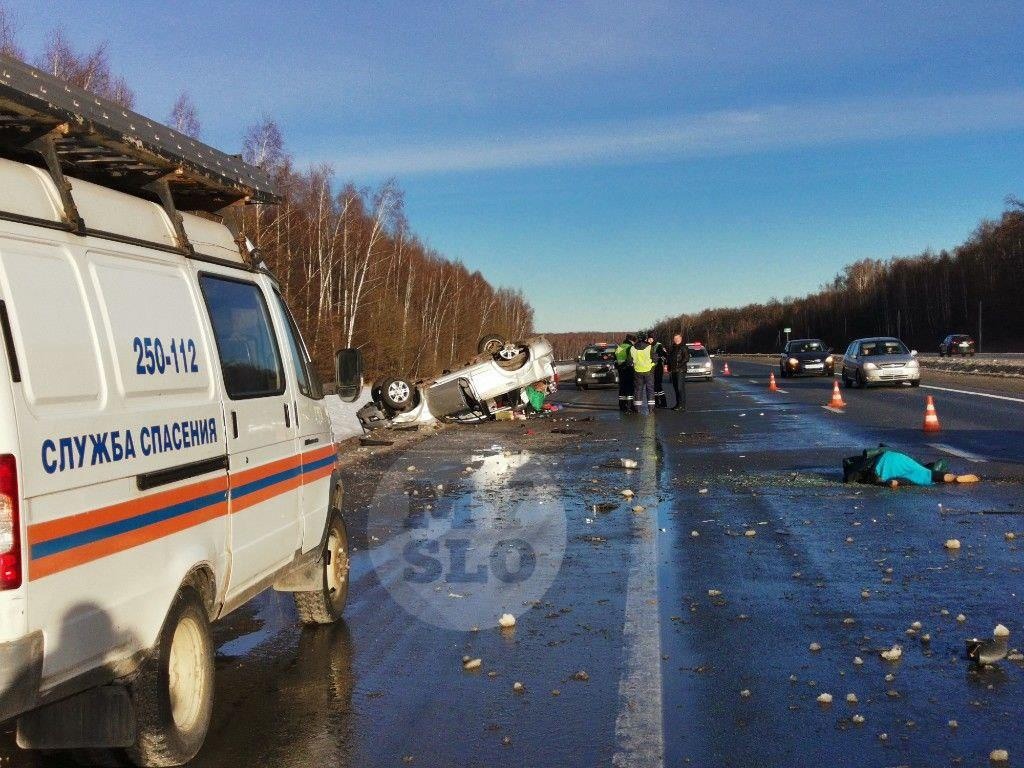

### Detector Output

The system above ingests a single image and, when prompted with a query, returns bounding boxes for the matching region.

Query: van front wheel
[126,588,213,767]
[294,514,350,625]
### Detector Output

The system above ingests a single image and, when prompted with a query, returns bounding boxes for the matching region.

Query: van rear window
[199,276,284,399]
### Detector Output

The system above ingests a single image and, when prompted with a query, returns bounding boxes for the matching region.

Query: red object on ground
[768,370,779,392]
[828,379,846,408]
[923,395,941,432]
[722,362,731,376]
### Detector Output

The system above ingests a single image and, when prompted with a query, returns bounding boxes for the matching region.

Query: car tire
[856,371,866,389]
[380,378,415,412]
[842,372,851,388]
[910,379,920,387]
[294,514,350,625]
[126,588,214,767]
[477,334,506,355]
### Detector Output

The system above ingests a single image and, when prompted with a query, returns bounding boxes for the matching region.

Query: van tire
[126,588,213,767]
[294,514,350,625]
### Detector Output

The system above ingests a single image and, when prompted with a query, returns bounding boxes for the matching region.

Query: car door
[197,268,300,595]
[269,289,334,553]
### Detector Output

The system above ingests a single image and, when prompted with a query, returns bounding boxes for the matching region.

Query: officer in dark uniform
[614,334,636,412]
[667,332,690,411]
[651,332,669,408]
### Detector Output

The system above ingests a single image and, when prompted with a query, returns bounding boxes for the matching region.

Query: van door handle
[284,403,291,428]
[304,437,319,446]
[231,411,238,439]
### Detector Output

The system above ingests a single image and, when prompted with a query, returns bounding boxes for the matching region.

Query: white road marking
[921,384,1024,404]
[613,422,664,768]
[822,405,846,414]
[748,379,760,384]
[927,442,989,463]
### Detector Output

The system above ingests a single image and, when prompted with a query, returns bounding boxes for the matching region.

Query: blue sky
[6,1,1024,331]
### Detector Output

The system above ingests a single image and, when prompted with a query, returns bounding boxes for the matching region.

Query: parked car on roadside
[939,334,976,357]
[779,338,835,377]
[841,337,921,388]
[685,343,714,381]
[360,335,556,427]
[574,343,618,389]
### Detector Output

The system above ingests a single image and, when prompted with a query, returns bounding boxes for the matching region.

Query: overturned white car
[357,335,556,428]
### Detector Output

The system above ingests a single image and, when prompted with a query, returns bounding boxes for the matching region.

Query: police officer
[667,332,690,411]
[630,332,657,415]
[651,332,669,408]
[614,334,636,412]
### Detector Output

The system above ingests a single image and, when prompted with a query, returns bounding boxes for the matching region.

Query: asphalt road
[3,360,1023,767]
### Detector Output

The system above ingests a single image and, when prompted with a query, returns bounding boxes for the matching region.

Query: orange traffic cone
[768,370,779,392]
[827,378,846,408]
[722,362,731,376]
[923,395,941,432]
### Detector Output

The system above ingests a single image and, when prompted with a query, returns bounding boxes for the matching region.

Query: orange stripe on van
[29,475,230,546]
[29,500,228,580]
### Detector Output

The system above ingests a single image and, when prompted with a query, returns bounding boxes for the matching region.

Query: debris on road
[621,489,635,498]
[967,624,1010,666]
[990,749,1009,763]
[816,693,833,705]
[944,538,962,550]
[619,458,638,469]
[513,681,525,694]
[572,670,590,682]
[809,642,822,652]
[499,613,517,629]
[463,657,482,671]
[880,645,903,662]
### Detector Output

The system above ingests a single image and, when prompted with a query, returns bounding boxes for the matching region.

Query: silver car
[841,337,921,388]
[363,335,556,426]
[685,343,714,381]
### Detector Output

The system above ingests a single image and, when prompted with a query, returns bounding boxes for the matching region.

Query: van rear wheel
[294,514,350,625]
[126,588,213,767]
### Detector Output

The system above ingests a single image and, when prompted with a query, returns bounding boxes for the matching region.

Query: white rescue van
[0,55,363,766]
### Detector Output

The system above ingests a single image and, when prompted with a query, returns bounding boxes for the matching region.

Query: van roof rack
[0,54,278,212]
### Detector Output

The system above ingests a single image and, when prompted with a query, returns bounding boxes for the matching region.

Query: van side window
[273,292,323,400]
[199,275,284,399]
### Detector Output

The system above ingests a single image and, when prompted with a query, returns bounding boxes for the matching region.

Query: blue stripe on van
[232,453,336,500]
[31,489,229,560]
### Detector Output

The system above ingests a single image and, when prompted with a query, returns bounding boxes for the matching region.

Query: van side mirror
[335,348,363,403]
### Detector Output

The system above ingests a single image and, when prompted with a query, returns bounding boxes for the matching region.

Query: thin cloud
[319,90,1024,177]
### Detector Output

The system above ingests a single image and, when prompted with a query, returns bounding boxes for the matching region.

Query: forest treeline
[649,204,1024,353]
[544,332,631,360]
[0,9,533,380]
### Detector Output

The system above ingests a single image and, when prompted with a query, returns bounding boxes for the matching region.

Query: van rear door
[197,269,300,594]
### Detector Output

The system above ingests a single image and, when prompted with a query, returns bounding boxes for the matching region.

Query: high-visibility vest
[631,344,655,373]
[615,343,631,364]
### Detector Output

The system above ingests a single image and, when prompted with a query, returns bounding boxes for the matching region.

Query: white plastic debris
[690,530,700,538]
[944,538,961,550]
[744,529,756,537]
[852,713,865,724]
[632,505,646,514]
[853,656,864,666]
[498,613,516,629]
[513,681,525,693]
[740,689,751,698]
[995,623,1011,637]
[620,458,638,469]
[990,749,1009,763]
[621,489,635,498]
[809,642,822,652]
[846,693,858,704]
[708,589,722,597]
[957,613,967,623]
[698,488,708,494]
[463,657,482,671]
[1005,532,1016,541]
[880,644,903,662]
[816,692,833,705]
[407,465,416,472]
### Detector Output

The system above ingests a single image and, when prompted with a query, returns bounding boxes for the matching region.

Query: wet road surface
[3,360,1023,767]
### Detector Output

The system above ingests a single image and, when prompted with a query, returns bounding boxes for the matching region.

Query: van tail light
[0,455,21,590]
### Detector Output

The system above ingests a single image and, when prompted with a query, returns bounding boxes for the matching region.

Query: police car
[0,57,363,765]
